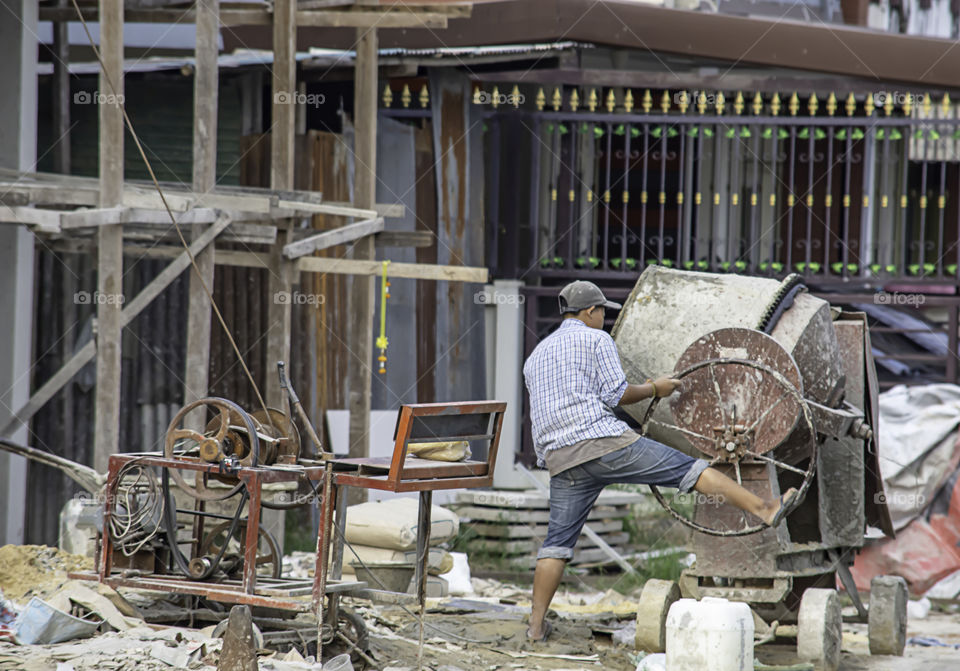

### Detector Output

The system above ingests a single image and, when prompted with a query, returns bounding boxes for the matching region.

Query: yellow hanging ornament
[376,260,390,374]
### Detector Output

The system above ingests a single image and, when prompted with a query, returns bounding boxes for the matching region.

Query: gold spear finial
[845,92,856,116]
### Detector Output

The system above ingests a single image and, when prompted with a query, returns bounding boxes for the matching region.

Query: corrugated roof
[222,0,960,89]
[36,42,582,76]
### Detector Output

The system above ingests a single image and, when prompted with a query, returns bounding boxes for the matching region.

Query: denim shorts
[537,436,710,560]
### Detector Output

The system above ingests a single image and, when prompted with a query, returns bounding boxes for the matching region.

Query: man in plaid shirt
[523,280,793,643]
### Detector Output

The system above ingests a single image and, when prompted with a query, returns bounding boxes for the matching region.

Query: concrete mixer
[611,267,903,670]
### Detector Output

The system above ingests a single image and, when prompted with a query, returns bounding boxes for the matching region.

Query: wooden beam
[266,0,297,409]
[59,206,221,228]
[375,230,433,248]
[0,171,403,219]
[38,6,456,27]
[299,256,488,282]
[94,0,124,474]
[120,245,487,282]
[348,26,379,488]
[185,0,220,417]
[275,199,377,219]
[0,206,62,233]
[1,215,231,439]
[295,10,448,27]
[0,341,96,441]
[282,216,383,259]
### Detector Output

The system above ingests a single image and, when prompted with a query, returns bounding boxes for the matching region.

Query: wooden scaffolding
[2,0,484,474]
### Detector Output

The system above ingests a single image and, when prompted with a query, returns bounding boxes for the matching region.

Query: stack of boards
[450,489,645,569]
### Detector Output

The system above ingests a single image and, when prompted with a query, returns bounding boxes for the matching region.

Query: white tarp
[878,384,960,531]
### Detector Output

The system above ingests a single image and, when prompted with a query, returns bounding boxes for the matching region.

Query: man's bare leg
[529,557,565,639]
[694,468,797,525]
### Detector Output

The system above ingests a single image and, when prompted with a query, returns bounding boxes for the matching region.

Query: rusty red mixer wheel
[641,329,817,536]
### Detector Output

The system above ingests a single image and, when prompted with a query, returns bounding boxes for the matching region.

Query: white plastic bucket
[665,597,753,671]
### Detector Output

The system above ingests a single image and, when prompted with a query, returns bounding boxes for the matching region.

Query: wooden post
[94,0,123,473]
[348,28,378,488]
[266,0,296,408]
[184,0,219,417]
[52,0,70,174]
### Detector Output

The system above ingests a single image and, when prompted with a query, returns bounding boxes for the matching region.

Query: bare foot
[762,487,798,525]
[526,619,552,642]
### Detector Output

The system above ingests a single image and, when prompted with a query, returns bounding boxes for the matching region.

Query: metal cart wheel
[868,575,908,656]
[199,520,283,579]
[164,397,259,501]
[642,356,817,536]
[797,588,842,671]
[308,607,369,667]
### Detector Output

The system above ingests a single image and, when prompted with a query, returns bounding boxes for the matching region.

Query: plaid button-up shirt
[523,318,630,467]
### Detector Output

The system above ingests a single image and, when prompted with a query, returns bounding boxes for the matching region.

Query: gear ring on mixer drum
[642,354,817,536]
[163,397,260,501]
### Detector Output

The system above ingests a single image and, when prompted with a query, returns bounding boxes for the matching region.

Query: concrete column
[0,0,38,544]
[486,280,528,490]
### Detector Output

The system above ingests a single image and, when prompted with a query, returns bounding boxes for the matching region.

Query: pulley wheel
[164,397,259,501]
[199,520,282,579]
[251,407,301,465]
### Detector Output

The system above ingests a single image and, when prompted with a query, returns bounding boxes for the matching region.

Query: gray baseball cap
[558,280,622,314]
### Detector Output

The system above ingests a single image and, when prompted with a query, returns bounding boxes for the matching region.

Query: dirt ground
[2,543,960,670]
[362,605,960,670]
[2,598,960,670]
